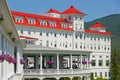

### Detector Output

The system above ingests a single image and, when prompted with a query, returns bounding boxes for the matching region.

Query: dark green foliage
[82,76,84,80]
[96,77,107,80]
[111,48,120,80]
[90,73,94,80]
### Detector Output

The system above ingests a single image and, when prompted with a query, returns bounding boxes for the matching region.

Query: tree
[110,47,120,80]
[90,73,94,80]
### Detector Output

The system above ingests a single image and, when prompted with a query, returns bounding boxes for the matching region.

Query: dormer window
[50,22,56,27]
[15,17,23,23]
[40,20,47,26]
[28,19,35,24]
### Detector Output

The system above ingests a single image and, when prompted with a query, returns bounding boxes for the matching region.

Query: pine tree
[110,47,120,80]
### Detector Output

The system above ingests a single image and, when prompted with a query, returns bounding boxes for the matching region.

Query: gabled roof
[62,6,85,15]
[20,35,38,40]
[46,8,61,14]
[85,30,111,36]
[90,22,106,29]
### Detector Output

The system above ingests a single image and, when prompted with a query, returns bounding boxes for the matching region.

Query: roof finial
[70,5,74,8]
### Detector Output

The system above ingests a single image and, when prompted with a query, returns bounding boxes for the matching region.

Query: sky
[7,0,120,22]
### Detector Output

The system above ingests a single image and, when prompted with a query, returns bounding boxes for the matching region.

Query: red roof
[85,30,111,36]
[11,11,73,31]
[62,6,85,15]
[46,8,61,14]
[20,35,38,40]
[90,22,106,28]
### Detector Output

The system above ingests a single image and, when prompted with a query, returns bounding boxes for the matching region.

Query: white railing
[24,69,90,75]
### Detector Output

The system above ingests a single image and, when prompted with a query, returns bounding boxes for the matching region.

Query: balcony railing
[23,69,90,76]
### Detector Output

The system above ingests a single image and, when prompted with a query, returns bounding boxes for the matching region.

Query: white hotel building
[11,6,111,80]
[0,0,24,80]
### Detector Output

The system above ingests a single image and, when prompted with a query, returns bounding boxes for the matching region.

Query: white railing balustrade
[24,69,90,75]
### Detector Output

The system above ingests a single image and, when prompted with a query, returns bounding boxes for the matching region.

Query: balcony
[23,69,90,76]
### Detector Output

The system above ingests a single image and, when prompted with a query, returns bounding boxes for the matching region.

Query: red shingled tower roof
[90,22,106,29]
[46,8,61,14]
[62,6,85,15]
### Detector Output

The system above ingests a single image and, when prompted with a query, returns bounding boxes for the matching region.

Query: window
[80,34,82,39]
[40,40,42,46]
[100,72,102,77]
[94,44,96,50]
[21,30,23,34]
[46,40,49,47]
[40,20,47,26]
[98,44,100,50]
[54,41,57,47]
[28,19,35,24]
[50,22,56,27]
[92,56,95,58]
[95,72,97,77]
[106,60,109,66]
[105,72,107,77]
[54,33,56,37]
[15,17,23,23]
[75,35,77,39]
[40,32,42,36]
[80,17,82,20]
[92,60,96,66]
[99,60,103,66]
[65,42,67,48]
[80,43,82,49]
[65,33,67,38]
[91,44,93,49]
[28,31,31,35]
[69,16,71,20]
[46,33,49,36]
[75,43,77,49]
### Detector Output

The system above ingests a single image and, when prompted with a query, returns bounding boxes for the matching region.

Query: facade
[11,6,111,80]
[0,0,24,80]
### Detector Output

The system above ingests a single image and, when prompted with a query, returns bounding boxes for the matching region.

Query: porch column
[35,55,39,69]
[57,54,59,70]
[40,53,42,70]
[86,55,89,69]
[70,54,72,69]
[80,54,82,69]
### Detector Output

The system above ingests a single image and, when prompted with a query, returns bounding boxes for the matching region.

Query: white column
[57,54,59,70]
[40,53,42,70]
[80,54,82,69]
[70,54,72,69]
[86,55,89,69]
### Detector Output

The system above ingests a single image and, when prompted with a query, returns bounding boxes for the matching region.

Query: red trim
[85,30,112,36]
[90,22,106,28]
[46,9,61,14]
[20,36,38,40]
[11,11,73,31]
[62,6,85,15]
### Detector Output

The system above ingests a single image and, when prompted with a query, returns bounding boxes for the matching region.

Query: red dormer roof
[90,22,106,29]
[62,6,85,15]
[20,35,38,40]
[46,8,61,14]
[11,11,73,31]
